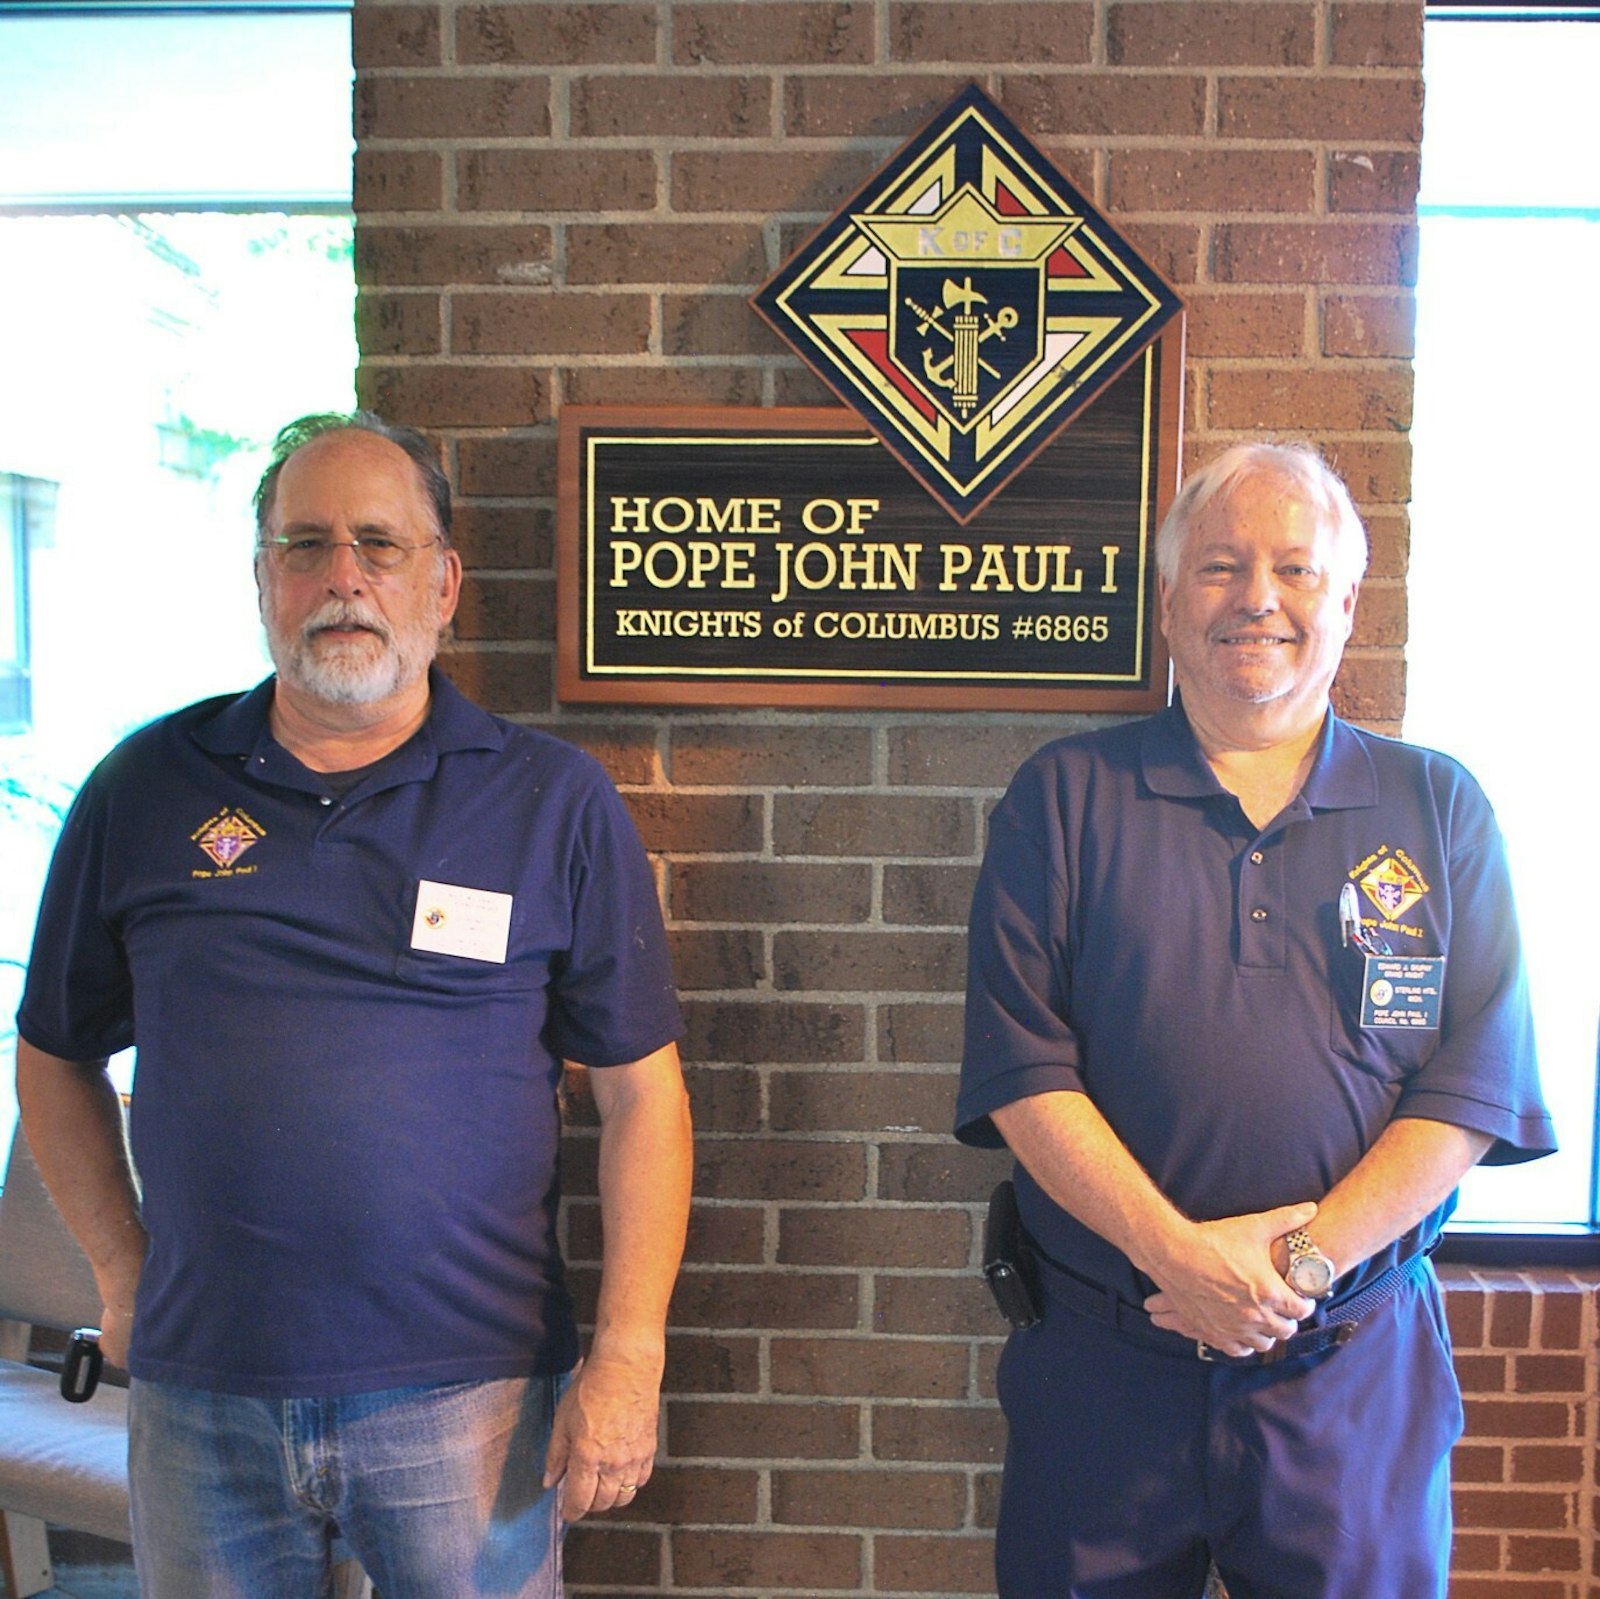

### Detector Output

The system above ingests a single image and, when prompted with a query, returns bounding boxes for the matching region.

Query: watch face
[1290,1255,1333,1297]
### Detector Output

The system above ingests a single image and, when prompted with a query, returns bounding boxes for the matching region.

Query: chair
[0,1123,371,1597]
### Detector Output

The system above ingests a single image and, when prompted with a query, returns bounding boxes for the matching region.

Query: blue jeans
[128,1374,569,1599]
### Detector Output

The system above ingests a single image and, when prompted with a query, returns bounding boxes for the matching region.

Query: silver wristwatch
[1284,1229,1335,1300]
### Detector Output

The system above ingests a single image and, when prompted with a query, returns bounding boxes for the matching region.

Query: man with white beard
[14,412,692,1598]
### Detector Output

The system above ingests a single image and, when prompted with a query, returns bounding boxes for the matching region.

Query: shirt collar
[1140,693,1379,812]
[192,667,506,794]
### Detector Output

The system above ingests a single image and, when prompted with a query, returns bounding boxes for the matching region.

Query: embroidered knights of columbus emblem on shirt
[1359,849,1430,923]
[193,808,265,869]
[752,82,1183,523]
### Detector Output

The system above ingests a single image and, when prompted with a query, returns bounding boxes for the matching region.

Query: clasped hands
[1141,1200,1320,1358]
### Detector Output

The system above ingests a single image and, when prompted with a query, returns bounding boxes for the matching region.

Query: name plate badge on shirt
[1361,955,1445,1030]
[410,880,513,964]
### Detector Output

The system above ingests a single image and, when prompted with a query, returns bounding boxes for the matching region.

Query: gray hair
[1156,442,1368,587]
[252,411,452,543]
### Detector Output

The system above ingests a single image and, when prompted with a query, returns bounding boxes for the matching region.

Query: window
[1412,6,1600,1240]
[0,3,357,1158]
[0,473,50,734]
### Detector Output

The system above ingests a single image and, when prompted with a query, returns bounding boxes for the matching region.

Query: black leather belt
[1031,1243,1433,1368]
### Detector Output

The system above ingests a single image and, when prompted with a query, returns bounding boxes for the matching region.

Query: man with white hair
[15,412,692,1597]
[958,442,1553,1597]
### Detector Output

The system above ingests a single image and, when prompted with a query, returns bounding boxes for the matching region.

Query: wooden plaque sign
[556,321,1180,711]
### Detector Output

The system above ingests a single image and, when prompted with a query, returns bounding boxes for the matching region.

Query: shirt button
[320,796,333,807]
[1249,850,1264,865]
[1250,907,1269,922]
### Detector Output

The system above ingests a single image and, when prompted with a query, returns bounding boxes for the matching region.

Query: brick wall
[350,2,1597,1593]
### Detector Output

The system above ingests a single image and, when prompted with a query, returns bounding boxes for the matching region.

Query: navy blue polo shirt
[18,671,681,1397]
[958,700,1554,1306]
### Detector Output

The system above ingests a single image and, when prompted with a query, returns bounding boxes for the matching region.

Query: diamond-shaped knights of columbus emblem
[753,83,1184,524]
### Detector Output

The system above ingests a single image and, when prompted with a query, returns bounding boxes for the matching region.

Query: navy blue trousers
[995,1272,1460,1599]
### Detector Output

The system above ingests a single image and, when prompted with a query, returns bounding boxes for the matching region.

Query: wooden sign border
[556,321,1181,712]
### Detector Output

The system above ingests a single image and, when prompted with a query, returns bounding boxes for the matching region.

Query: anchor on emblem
[904,275,1020,418]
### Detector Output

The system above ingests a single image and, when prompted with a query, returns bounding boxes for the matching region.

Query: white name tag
[410,880,513,964]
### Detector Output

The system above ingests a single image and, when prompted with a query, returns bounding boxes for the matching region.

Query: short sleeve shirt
[957,701,1554,1304]
[18,671,682,1396]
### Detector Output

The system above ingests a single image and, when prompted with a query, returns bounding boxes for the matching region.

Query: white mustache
[303,603,393,645]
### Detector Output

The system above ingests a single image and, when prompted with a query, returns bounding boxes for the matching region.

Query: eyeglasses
[258,534,442,576]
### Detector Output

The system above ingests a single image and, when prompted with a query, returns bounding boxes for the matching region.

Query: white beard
[262,596,439,707]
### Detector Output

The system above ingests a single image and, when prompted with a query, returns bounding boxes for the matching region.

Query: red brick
[566,222,768,286]
[663,1332,762,1395]
[456,4,658,65]
[1512,1445,1586,1485]
[1111,148,1316,214]
[873,1401,1006,1463]
[456,147,656,213]
[1218,74,1423,144]
[1329,651,1404,727]
[671,4,876,67]
[671,724,872,787]
[890,3,1093,64]
[874,1532,999,1593]
[572,71,772,137]
[671,1267,860,1329]
[694,1136,868,1201]
[1514,1354,1589,1394]
[1462,1399,1577,1441]
[1205,367,1413,433]
[625,791,762,851]
[1184,290,1308,360]
[1492,1290,1536,1348]
[663,291,790,358]
[355,73,550,140]
[1109,3,1314,67]
[681,1063,764,1133]
[773,793,975,857]
[1453,1488,1574,1531]
[356,222,554,287]
[561,1524,660,1585]
[770,1335,970,1399]
[783,72,972,138]
[1213,221,1419,287]
[1322,291,1415,358]
[774,1467,966,1528]
[999,72,1207,138]
[455,433,555,498]
[875,1272,996,1336]
[450,290,652,356]
[672,147,881,215]
[563,365,766,408]
[882,863,979,927]
[1331,2,1424,69]
[359,362,550,428]
[772,930,966,993]
[769,1069,959,1136]
[1328,149,1421,214]
[878,1141,1013,1203]
[878,1001,963,1064]
[353,5,441,68]
[451,501,552,568]
[668,1399,862,1460]
[681,997,866,1064]
[433,645,551,715]
[356,291,443,356]
[776,1202,969,1267]
[354,149,444,213]
[452,572,551,641]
